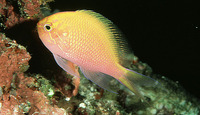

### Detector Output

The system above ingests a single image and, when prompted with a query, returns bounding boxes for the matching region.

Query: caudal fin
[118,68,160,101]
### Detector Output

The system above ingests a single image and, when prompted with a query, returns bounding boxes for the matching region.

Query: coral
[0,0,23,29]
[0,33,31,90]
[0,33,67,114]
[53,71,74,98]
[18,0,41,18]
[0,0,52,30]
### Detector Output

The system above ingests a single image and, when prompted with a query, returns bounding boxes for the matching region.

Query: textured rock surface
[0,33,67,114]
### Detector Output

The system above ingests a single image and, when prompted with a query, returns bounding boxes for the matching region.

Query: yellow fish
[37,10,159,99]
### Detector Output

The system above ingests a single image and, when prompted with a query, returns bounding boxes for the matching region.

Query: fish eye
[44,23,52,31]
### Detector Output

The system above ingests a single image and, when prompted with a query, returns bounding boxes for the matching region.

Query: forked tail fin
[118,68,160,101]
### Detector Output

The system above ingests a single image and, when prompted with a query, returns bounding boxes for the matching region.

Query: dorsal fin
[77,10,133,63]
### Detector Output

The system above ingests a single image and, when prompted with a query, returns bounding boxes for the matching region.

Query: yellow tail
[118,68,160,101]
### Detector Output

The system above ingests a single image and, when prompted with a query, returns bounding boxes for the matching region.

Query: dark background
[48,0,200,98]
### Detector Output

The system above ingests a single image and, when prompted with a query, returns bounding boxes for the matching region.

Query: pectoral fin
[53,54,80,78]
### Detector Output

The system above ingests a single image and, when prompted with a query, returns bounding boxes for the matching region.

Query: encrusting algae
[37,10,160,101]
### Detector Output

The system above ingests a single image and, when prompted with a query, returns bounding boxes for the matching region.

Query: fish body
[37,10,158,98]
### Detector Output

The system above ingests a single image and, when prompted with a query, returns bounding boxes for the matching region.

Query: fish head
[37,12,74,54]
[37,14,58,46]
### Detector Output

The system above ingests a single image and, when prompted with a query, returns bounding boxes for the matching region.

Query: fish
[37,10,159,100]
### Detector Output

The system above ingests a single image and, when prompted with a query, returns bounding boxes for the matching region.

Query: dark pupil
[45,25,51,30]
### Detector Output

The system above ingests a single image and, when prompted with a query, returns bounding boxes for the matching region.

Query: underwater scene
[0,0,200,114]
